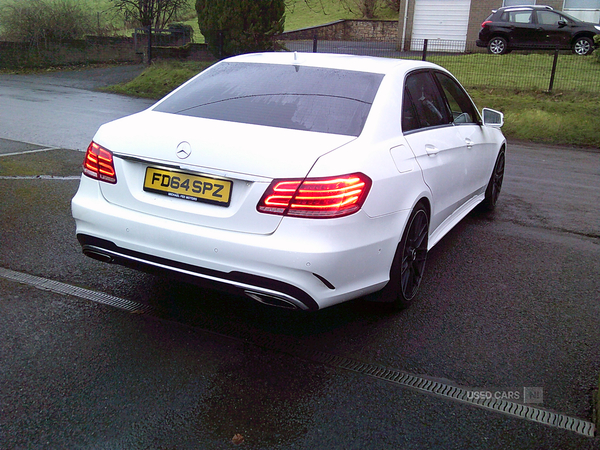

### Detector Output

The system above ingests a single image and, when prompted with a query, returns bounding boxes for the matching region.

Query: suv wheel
[573,36,593,55]
[488,37,508,55]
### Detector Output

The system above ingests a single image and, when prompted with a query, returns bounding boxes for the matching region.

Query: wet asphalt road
[0,66,599,449]
[0,65,154,151]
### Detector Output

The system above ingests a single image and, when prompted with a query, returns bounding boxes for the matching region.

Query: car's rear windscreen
[153,62,384,137]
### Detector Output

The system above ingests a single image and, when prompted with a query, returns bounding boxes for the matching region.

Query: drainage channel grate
[246,337,596,438]
[302,349,596,438]
[1,267,595,438]
[0,267,152,314]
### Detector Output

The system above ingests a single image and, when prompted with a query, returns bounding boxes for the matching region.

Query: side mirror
[558,20,567,28]
[482,108,504,128]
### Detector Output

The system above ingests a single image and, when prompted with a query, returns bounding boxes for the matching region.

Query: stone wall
[0,36,214,69]
[152,43,214,62]
[0,36,139,69]
[280,20,398,42]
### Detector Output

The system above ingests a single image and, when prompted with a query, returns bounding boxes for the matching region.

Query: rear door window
[402,71,449,132]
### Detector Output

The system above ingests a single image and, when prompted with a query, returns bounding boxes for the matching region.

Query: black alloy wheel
[381,203,429,309]
[482,150,505,210]
[400,207,428,301]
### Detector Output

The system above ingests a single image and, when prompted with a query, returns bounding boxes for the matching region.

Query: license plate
[143,167,232,206]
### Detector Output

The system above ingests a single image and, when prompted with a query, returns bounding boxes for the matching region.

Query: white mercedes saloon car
[72,52,506,311]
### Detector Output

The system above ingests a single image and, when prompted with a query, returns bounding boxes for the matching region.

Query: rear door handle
[425,144,439,156]
[465,138,474,149]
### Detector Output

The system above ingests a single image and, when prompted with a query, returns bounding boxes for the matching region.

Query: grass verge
[428,52,600,94]
[102,61,214,99]
[470,89,600,148]
[106,60,600,148]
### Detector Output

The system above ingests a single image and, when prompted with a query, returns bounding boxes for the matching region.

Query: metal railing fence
[276,37,600,94]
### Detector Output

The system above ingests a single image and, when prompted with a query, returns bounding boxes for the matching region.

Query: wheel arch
[572,31,596,41]
[390,195,431,262]
[489,32,510,40]
[498,142,507,157]
[488,33,510,45]
[415,196,431,226]
[404,195,432,241]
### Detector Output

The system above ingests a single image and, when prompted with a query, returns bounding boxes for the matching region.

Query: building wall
[397,0,417,49]
[467,0,501,45]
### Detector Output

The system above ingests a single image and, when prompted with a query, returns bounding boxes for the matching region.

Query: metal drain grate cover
[0,267,152,314]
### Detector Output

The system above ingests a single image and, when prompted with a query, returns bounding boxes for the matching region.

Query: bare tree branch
[110,0,192,29]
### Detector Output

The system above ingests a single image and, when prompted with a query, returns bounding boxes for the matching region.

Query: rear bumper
[78,234,319,310]
[476,40,488,48]
[72,177,409,310]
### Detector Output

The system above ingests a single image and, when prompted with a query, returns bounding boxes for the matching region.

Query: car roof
[496,5,554,13]
[223,52,440,76]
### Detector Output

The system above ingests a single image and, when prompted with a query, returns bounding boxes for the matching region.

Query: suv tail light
[257,173,371,219]
[83,142,117,184]
[481,20,492,28]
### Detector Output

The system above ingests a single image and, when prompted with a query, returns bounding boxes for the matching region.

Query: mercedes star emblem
[176,141,192,159]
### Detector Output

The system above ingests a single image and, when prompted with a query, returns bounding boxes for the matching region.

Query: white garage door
[411,0,471,52]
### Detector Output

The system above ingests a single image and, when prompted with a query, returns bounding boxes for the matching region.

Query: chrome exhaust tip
[83,249,114,264]
[244,291,303,310]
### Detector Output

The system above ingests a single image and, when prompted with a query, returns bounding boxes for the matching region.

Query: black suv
[477,5,599,55]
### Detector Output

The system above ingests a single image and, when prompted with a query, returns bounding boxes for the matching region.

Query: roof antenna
[294,51,298,61]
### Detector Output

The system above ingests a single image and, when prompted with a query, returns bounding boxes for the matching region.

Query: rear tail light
[481,20,492,28]
[257,173,371,219]
[83,141,117,184]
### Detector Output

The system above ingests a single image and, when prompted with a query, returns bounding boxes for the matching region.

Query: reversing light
[257,173,371,219]
[83,141,117,184]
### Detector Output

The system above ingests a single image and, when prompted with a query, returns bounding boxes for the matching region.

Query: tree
[339,0,401,19]
[340,0,389,19]
[110,0,192,30]
[196,0,285,58]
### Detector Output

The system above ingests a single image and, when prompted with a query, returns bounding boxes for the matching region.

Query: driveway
[0,65,598,450]
[0,64,154,151]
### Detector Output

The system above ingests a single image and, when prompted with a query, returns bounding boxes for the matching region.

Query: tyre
[488,37,508,55]
[573,37,593,56]
[481,150,505,211]
[379,203,429,309]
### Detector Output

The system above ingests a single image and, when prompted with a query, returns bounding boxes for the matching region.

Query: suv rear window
[154,62,384,137]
